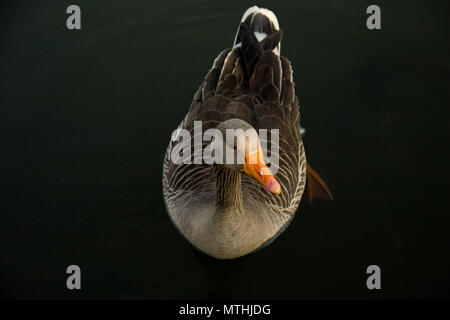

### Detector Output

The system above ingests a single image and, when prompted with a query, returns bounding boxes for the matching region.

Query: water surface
[1,0,449,299]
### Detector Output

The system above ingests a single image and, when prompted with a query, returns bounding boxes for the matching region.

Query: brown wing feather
[164,43,306,215]
[305,163,334,205]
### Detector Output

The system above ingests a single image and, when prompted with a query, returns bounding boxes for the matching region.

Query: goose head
[211,118,281,194]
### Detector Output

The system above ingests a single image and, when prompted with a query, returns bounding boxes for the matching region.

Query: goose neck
[215,167,243,210]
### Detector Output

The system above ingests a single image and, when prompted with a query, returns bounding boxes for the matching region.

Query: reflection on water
[1,0,449,299]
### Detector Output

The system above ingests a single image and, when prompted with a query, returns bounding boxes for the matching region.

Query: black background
[1,0,449,299]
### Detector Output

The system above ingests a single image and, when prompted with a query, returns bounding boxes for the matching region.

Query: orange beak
[243,148,281,194]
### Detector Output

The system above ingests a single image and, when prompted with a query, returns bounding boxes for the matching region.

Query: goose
[163,6,332,259]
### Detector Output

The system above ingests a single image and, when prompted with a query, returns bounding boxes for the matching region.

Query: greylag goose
[163,6,332,259]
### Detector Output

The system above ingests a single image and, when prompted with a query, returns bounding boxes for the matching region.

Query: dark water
[1,0,449,299]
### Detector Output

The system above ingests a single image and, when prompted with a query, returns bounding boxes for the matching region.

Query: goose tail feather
[233,6,281,56]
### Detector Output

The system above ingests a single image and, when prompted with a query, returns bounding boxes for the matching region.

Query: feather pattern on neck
[215,167,243,210]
